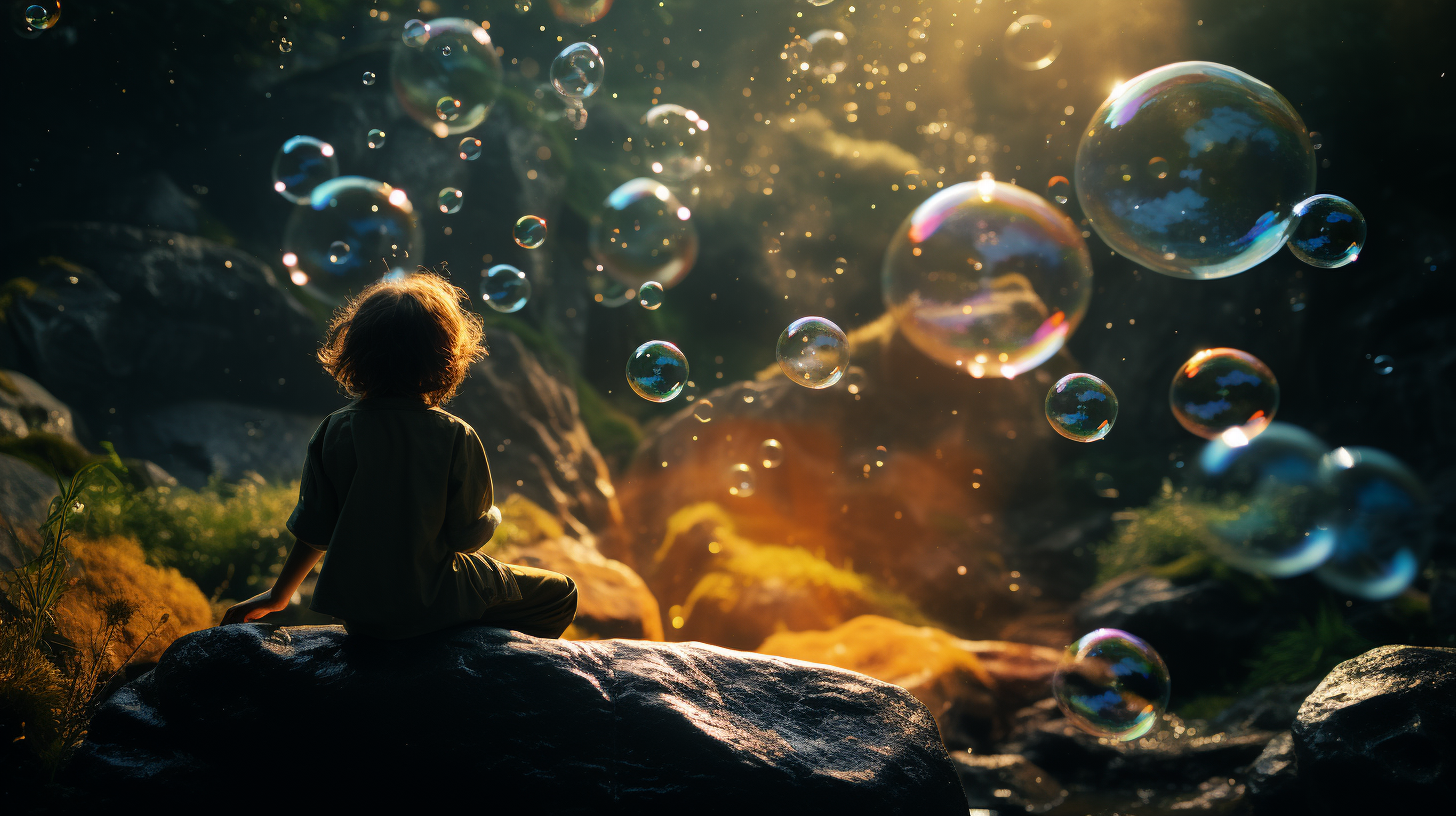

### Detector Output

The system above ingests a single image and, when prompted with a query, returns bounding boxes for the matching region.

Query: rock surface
[498,535,664,641]
[0,453,57,572]
[102,399,321,488]
[950,751,1065,813]
[1292,645,1456,813]
[72,623,966,813]
[0,369,82,444]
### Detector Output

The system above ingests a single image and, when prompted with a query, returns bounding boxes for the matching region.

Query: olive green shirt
[286,398,522,639]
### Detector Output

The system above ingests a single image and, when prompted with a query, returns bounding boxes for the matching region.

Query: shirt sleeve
[440,423,496,554]
[286,417,341,550]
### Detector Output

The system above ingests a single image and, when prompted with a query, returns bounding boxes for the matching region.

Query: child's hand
[220,590,289,625]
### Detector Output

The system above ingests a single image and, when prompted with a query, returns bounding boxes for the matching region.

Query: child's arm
[220,540,326,625]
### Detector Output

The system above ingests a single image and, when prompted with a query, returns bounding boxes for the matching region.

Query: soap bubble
[438,187,463,214]
[1075,62,1315,280]
[281,177,421,304]
[1193,422,1336,577]
[549,0,612,25]
[692,398,714,423]
[480,264,531,313]
[1046,175,1071,205]
[366,129,387,149]
[22,2,59,29]
[551,41,605,100]
[1054,629,1170,741]
[642,104,709,183]
[458,137,482,160]
[1045,373,1118,442]
[438,44,452,57]
[1004,15,1061,71]
[807,0,836,6]
[759,439,785,469]
[327,241,351,264]
[727,463,756,498]
[783,35,812,75]
[514,215,547,249]
[626,340,688,402]
[777,317,849,389]
[590,178,699,289]
[436,96,462,122]
[271,136,339,204]
[807,30,850,76]
[402,19,429,47]
[362,71,376,86]
[638,280,664,310]
[391,18,502,136]
[1288,194,1365,268]
[1316,448,1432,600]
[1372,355,1394,376]
[1170,348,1279,440]
[882,178,1094,378]
[279,39,293,53]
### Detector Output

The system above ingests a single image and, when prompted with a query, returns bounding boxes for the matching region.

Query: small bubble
[626,340,689,402]
[638,280,665,310]
[480,264,531,313]
[759,439,785,469]
[776,317,849,389]
[1045,373,1118,442]
[458,137,483,160]
[362,71,376,86]
[1054,629,1169,740]
[692,398,714,423]
[438,187,464,214]
[436,96,463,122]
[514,215,547,249]
[366,128,387,149]
[727,463,756,497]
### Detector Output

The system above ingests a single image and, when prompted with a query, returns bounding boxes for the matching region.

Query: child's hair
[318,273,486,406]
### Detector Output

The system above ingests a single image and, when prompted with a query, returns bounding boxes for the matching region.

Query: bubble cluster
[1193,422,1336,577]
[1076,62,1315,280]
[1288,194,1366,268]
[638,280,664,310]
[777,317,849,389]
[362,71,376,86]
[281,177,421,304]
[458,137,482,160]
[551,41,605,100]
[437,187,463,214]
[590,178,699,289]
[366,129,387,149]
[1054,629,1170,741]
[806,30,850,76]
[1045,374,1118,442]
[882,178,1094,378]
[759,439,785,469]
[641,105,709,183]
[1170,348,1279,440]
[514,215,547,249]
[1316,448,1431,600]
[480,264,531,313]
[549,0,612,25]
[727,463,756,498]
[1003,15,1061,71]
[270,136,338,204]
[391,18,502,136]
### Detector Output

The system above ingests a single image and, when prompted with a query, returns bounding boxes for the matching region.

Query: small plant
[1245,604,1373,689]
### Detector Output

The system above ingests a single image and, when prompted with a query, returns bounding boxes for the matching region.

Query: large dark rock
[1291,645,1456,813]
[1,222,339,430]
[449,331,620,538]
[70,624,965,814]
[102,399,321,488]
[0,369,82,444]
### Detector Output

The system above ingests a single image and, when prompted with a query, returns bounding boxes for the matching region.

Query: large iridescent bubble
[390,18,502,137]
[1316,447,1431,600]
[589,178,699,289]
[1045,373,1117,442]
[551,41,604,100]
[1053,629,1170,741]
[1193,422,1336,577]
[281,177,421,304]
[271,136,338,204]
[882,178,1093,378]
[626,340,688,402]
[776,317,849,389]
[1289,194,1366,268]
[1170,348,1279,440]
[1075,62,1315,279]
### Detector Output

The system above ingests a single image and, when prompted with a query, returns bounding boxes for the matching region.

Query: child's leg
[478,564,578,638]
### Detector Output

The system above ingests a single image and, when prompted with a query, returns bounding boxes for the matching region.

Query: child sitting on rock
[222,274,577,639]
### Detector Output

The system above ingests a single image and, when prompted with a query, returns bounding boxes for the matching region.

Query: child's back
[222,274,576,639]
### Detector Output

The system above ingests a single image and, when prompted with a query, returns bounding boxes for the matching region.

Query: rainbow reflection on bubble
[1315,447,1431,600]
[1045,373,1118,442]
[1170,348,1279,440]
[626,340,688,403]
[1053,629,1170,741]
[883,178,1093,378]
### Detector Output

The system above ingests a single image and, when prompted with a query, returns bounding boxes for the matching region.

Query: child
[221,274,577,639]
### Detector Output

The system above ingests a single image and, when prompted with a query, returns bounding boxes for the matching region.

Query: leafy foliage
[1245,604,1374,689]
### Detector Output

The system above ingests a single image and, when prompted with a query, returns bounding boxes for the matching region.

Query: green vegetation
[1245,604,1374,689]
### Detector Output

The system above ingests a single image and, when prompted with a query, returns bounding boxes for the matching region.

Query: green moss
[0,433,96,482]
[1245,604,1373,689]
[1175,694,1238,722]
[1095,490,1225,582]
[575,376,642,466]
[78,477,298,601]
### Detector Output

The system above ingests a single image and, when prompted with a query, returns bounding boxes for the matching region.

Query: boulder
[0,453,57,571]
[498,536,664,641]
[101,399,321,488]
[759,615,1061,749]
[0,369,82,444]
[1245,731,1308,816]
[448,330,621,538]
[71,624,967,814]
[950,751,1064,812]
[1291,645,1456,813]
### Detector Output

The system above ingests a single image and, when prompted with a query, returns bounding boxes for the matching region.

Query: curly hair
[317,273,486,406]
